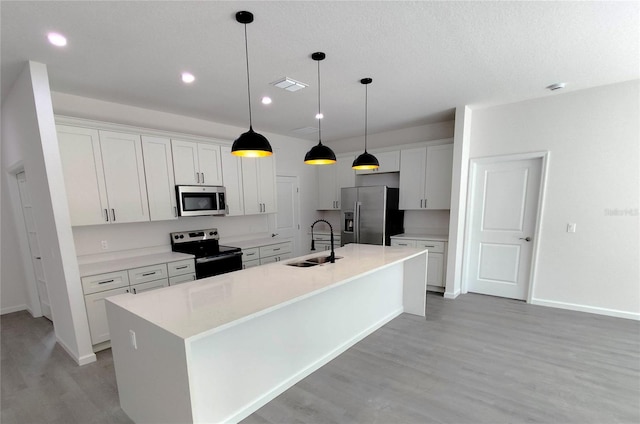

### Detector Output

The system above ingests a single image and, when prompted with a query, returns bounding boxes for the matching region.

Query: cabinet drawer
[390,239,417,248]
[416,240,445,253]
[169,273,196,286]
[168,259,195,277]
[128,263,168,285]
[242,259,260,269]
[242,247,259,262]
[131,279,169,294]
[82,270,130,295]
[259,242,292,258]
[259,252,292,265]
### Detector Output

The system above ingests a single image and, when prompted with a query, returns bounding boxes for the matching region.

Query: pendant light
[304,52,336,165]
[352,78,379,170]
[231,11,273,158]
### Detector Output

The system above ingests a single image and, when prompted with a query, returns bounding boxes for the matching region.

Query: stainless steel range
[170,228,242,279]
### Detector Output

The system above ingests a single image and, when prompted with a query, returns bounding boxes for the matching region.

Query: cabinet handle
[126,289,130,293]
[196,172,200,183]
[273,248,281,251]
[425,245,435,248]
[424,198,427,208]
[132,287,137,294]
[174,206,178,217]
[142,272,156,276]
[98,279,114,285]
[104,209,109,222]
[201,172,205,184]
[420,199,423,208]
[111,209,116,221]
[175,265,188,270]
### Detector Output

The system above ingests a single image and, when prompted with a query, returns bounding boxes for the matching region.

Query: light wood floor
[2,293,639,424]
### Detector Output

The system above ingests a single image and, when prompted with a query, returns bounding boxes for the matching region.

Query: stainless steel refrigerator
[341,186,404,246]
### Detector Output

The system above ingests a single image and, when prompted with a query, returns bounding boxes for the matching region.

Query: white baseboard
[531,298,640,321]
[56,335,97,366]
[443,290,460,299]
[1,304,27,315]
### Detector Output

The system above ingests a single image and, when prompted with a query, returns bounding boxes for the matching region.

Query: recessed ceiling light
[47,32,67,47]
[546,82,566,91]
[181,72,195,84]
[261,96,272,105]
[315,113,323,120]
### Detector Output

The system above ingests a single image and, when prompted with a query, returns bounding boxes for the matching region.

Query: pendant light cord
[244,23,253,128]
[317,59,322,144]
[364,83,368,153]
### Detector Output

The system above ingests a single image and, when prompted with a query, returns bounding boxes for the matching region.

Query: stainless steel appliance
[176,185,227,217]
[170,228,242,279]
[341,186,404,246]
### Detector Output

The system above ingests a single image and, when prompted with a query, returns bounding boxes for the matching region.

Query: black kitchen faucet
[310,219,336,263]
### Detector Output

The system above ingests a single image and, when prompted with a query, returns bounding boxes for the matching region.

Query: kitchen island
[106,244,428,424]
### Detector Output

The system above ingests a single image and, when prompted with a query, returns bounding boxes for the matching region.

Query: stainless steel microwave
[176,185,227,217]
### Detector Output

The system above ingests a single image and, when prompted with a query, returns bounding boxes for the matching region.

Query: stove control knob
[179,235,184,239]
[174,235,179,239]
[209,231,215,236]
[213,231,218,236]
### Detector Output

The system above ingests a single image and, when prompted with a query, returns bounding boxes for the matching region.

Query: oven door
[176,185,226,217]
[195,252,242,279]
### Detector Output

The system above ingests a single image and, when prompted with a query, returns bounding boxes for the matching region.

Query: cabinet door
[142,136,177,221]
[241,157,261,215]
[258,156,277,213]
[427,252,445,287]
[197,143,223,186]
[171,139,200,185]
[57,125,109,226]
[99,131,149,223]
[84,286,130,345]
[317,164,338,210]
[131,279,169,294]
[335,156,355,209]
[355,151,400,174]
[390,239,417,247]
[425,144,453,209]
[399,147,427,210]
[242,259,260,269]
[169,273,196,286]
[220,146,245,216]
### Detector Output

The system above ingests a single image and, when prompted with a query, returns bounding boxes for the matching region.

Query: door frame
[271,174,301,256]
[6,162,43,317]
[461,151,550,302]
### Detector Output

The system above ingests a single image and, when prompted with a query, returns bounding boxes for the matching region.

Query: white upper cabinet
[241,156,277,215]
[141,135,177,221]
[171,139,222,186]
[355,150,400,174]
[317,155,355,210]
[57,125,149,225]
[97,130,150,223]
[220,146,244,216]
[399,144,453,210]
[57,125,109,226]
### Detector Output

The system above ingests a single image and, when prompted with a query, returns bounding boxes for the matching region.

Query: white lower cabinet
[390,236,448,290]
[311,233,341,253]
[82,257,194,350]
[241,241,293,268]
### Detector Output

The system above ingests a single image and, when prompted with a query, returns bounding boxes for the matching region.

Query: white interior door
[466,158,542,300]
[16,172,52,320]
[274,176,300,256]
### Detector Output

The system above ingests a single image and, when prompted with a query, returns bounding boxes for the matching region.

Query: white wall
[326,121,454,154]
[51,93,319,259]
[466,80,639,318]
[1,62,96,364]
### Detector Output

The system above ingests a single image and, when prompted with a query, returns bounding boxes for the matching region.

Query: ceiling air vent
[271,77,308,92]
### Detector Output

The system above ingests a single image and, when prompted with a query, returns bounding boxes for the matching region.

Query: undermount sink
[304,255,343,264]
[285,256,343,267]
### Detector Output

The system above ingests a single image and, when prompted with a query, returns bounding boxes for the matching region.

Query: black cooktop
[170,228,240,258]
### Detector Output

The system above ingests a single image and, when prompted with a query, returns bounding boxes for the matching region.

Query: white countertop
[107,244,427,341]
[391,233,449,242]
[78,252,195,277]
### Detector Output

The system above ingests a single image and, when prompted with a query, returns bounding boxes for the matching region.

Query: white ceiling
[1,1,638,142]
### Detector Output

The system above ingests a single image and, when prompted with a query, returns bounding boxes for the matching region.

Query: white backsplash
[403,209,450,236]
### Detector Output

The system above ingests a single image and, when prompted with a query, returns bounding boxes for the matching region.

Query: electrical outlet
[129,330,137,350]
[567,223,576,233]
[101,240,108,250]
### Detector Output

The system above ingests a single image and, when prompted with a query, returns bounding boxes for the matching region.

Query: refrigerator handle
[354,201,361,243]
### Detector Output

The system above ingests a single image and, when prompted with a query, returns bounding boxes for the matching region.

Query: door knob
[519,237,532,242]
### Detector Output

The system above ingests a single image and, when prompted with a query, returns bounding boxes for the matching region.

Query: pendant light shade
[232,11,273,158]
[352,78,379,170]
[304,52,336,165]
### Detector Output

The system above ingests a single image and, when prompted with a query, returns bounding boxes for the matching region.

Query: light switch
[129,330,137,349]
[567,223,576,233]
